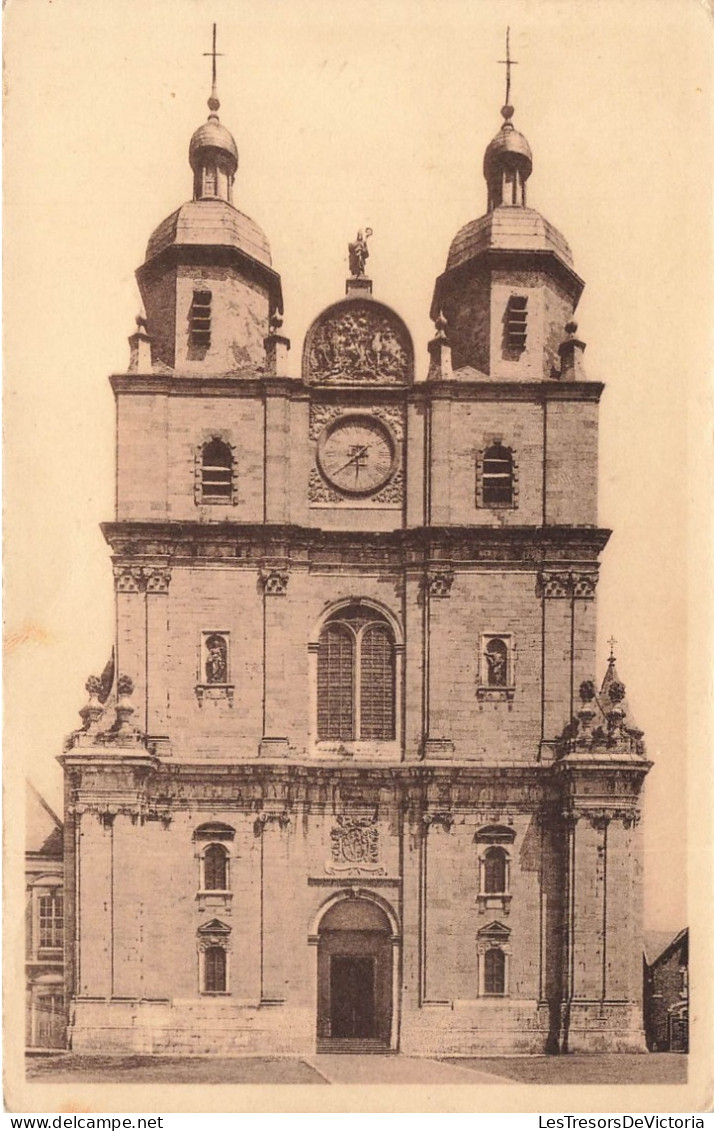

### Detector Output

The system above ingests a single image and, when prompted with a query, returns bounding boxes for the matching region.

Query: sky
[4,0,713,934]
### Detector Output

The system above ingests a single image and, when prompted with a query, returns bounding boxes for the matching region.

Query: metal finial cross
[203,23,224,91]
[498,27,519,107]
[607,635,618,660]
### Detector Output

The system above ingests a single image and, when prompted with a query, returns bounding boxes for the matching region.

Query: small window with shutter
[190,290,212,348]
[504,294,528,353]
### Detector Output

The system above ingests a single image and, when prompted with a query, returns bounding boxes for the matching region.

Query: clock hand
[332,445,370,476]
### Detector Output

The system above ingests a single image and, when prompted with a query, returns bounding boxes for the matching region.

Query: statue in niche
[485,639,508,686]
[205,634,228,684]
[348,228,372,277]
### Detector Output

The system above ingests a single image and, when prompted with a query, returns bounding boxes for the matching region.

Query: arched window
[484,947,506,995]
[204,945,227,993]
[317,605,396,741]
[483,847,507,894]
[203,844,228,891]
[482,444,514,506]
[200,438,233,502]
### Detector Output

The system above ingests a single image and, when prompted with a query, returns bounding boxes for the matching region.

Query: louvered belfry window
[482,444,514,506]
[317,606,395,741]
[505,294,528,351]
[201,438,233,501]
[204,946,227,993]
[190,290,212,347]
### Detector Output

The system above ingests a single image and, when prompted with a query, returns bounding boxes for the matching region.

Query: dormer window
[190,290,212,348]
[505,295,528,353]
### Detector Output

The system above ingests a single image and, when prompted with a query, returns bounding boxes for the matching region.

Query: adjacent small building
[26,784,66,1050]
[644,928,688,1052]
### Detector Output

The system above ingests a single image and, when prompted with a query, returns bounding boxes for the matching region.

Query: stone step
[316,1038,392,1055]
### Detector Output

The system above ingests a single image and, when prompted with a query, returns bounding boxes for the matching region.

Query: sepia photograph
[4,0,712,1114]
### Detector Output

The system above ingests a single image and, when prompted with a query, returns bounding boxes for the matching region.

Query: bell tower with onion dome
[136,30,282,375]
[431,94,583,382]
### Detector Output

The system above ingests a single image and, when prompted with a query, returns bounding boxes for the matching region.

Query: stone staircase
[316,1037,392,1055]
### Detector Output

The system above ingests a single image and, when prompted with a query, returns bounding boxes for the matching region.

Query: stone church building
[60,61,651,1056]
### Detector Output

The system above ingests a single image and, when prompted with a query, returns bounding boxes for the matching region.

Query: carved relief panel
[303,299,414,386]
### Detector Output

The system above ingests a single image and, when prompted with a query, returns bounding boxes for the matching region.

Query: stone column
[263,387,291,522]
[419,812,454,1003]
[76,810,113,999]
[540,571,574,749]
[259,567,290,758]
[114,567,147,733]
[422,569,455,758]
[111,812,145,1000]
[144,567,171,744]
[257,811,291,1003]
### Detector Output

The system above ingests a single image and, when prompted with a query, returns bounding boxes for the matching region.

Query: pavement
[26,1052,687,1086]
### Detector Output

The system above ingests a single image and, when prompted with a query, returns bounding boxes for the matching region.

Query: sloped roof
[26,782,63,857]
[644,928,688,966]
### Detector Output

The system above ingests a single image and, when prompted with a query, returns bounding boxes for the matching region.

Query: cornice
[431,246,585,320]
[109,373,603,404]
[101,521,611,563]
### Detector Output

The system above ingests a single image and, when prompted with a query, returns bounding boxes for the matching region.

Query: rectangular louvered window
[505,295,527,351]
[190,290,212,347]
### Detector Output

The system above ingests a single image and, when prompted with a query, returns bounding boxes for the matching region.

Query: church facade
[60,64,651,1057]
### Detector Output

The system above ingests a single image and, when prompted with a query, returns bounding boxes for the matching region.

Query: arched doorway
[316,895,395,1047]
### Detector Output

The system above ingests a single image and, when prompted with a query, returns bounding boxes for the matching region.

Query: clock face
[317,415,397,496]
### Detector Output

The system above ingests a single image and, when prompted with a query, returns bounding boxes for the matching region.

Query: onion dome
[187,69,239,203]
[483,105,533,211]
[189,118,238,177]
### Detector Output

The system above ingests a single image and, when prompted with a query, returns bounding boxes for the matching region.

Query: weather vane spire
[498,27,519,112]
[203,23,224,117]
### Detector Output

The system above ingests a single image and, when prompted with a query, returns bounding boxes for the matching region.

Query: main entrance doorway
[316,895,395,1049]
[330,955,376,1038]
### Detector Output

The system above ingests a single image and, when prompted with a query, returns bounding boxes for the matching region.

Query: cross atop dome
[483,29,532,210]
[189,24,239,203]
[498,26,519,115]
[203,23,225,119]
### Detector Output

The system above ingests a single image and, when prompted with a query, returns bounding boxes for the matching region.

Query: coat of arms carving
[326,815,386,876]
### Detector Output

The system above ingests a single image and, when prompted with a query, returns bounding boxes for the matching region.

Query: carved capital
[255,810,291,832]
[144,567,171,593]
[571,572,598,599]
[538,571,572,599]
[423,810,454,831]
[261,568,289,596]
[538,570,598,599]
[113,566,145,593]
[425,568,455,598]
